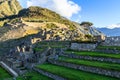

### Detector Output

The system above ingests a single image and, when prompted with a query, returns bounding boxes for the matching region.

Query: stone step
[48,59,120,78]
[61,53,120,64]
[95,49,120,54]
[36,63,119,80]
[33,67,66,80]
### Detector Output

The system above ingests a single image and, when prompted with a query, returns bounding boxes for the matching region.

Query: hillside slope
[0,6,105,42]
[0,0,22,18]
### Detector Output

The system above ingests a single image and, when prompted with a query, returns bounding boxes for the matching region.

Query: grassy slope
[17,71,53,80]
[97,46,120,50]
[0,66,12,79]
[37,63,118,80]
[18,6,76,30]
[34,41,68,49]
[59,56,120,71]
[65,50,120,59]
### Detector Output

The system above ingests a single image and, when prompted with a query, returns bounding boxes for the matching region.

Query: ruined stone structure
[0,40,39,75]
[102,36,120,46]
[71,43,97,51]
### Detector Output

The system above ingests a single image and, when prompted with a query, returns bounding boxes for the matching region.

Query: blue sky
[18,0,120,28]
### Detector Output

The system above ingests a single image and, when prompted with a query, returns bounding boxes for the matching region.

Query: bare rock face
[0,0,22,18]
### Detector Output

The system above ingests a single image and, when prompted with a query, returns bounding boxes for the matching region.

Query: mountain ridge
[97,27,120,36]
[0,0,22,18]
[0,1,105,42]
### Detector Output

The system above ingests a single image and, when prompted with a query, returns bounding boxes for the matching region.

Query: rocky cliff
[0,0,22,18]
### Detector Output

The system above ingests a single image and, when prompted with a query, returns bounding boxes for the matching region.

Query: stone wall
[0,61,18,77]
[48,59,120,78]
[70,43,97,51]
[33,67,66,80]
[95,49,120,54]
[61,53,120,64]
[102,36,120,46]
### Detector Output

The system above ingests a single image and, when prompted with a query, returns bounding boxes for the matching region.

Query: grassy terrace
[17,71,53,80]
[65,50,120,59]
[37,63,118,80]
[35,41,68,49]
[0,66,12,79]
[34,48,44,52]
[59,56,120,71]
[97,46,120,50]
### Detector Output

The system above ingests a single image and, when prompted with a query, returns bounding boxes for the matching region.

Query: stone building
[101,36,120,46]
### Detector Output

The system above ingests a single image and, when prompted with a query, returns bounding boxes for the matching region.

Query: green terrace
[35,41,68,49]
[65,50,120,59]
[33,48,44,52]
[17,71,53,80]
[0,66,12,79]
[36,63,118,80]
[97,46,120,50]
[58,56,120,71]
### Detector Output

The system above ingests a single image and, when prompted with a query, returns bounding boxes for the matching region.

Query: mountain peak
[0,0,22,18]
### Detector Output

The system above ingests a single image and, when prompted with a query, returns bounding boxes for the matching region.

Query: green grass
[35,41,67,49]
[0,66,12,79]
[59,56,120,71]
[33,48,44,52]
[65,50,120,59]
[97,46,120,50]
[17,71,53,80]
[37,63,118,80]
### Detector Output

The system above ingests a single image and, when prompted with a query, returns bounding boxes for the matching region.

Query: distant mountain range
[97,27,120,36]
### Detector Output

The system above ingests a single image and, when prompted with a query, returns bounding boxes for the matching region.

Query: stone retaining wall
[71,43,97,51]
[0,61,18,77]
[48,59,120,78]
[95,49,120,54]
[61,53,120,64]
[101,36,120,46]
[33,67,66,80]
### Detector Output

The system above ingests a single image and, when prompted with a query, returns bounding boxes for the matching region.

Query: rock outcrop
[0,0,22,18]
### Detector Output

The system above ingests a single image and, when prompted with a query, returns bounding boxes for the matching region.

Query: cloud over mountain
[107,23,120,29]
[27,0,81,18]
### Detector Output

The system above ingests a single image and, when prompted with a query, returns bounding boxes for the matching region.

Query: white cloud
[75,15,81,22]
[107,23,120,29]
[27,0,81,19]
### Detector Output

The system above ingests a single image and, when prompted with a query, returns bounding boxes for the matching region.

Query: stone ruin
[101,36,120,46]
[0,41,43,75]
[70,43,97,51]
[69,36,120,53]
[0,40,64,76]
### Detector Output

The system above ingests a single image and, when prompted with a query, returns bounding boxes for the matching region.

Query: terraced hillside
[33,51,120,80]
[16,42,120,80]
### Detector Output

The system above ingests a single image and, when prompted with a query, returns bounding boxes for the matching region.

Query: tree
[80,21,93,27]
